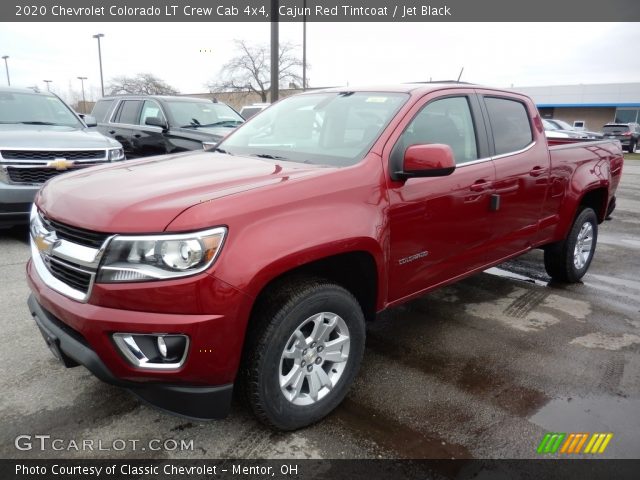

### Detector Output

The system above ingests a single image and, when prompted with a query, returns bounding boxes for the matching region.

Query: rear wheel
[629,140,637,154]
[240,278,365,430]
[544,207,598,283]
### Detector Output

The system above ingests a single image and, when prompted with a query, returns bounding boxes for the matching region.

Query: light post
[43,80,52,91]
[1,55,9,86]
[92,33,105,97]
[77,76,87,113]
[302,0,306,90]
[270,0,279,102]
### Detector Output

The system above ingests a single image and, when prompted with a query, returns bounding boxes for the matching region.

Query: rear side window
[603,125,630,134]
[484,97,533,155]
[114,100,142,124]
[91,99,114,122]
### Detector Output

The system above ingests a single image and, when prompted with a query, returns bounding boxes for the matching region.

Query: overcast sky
[0,22,638,102]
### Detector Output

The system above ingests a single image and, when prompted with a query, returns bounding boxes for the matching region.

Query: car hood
[171,125,239,141]
[0,124,121,149]
[37,151,332,233]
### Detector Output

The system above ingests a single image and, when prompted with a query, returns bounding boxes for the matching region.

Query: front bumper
[0,181,39,226]
[28,294,234,419]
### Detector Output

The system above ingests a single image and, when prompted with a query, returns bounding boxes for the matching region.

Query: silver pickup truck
[0,87,124,227]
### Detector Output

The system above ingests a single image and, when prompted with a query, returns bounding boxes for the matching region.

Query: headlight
[97,227,226,283]
[108,148,125,161]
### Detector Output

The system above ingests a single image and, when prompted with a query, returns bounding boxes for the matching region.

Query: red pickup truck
[27,84,623,430]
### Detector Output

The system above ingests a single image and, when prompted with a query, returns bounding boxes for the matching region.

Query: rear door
[385,90,497,302]
[477,91,550,259]
[108,99,143,157]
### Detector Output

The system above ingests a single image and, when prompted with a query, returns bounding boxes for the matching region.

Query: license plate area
[33,314,79,368]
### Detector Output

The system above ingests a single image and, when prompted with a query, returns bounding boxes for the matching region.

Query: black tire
[240,277,366,430]
[544,207,598,283]
[629,140,637,154]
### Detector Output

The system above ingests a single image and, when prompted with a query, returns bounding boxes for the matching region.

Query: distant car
[91,95,244,158]
[239,103,270,119]
[545,119,603,140]
[0,87,124,227]
[542,119,584,139]
[602,123,640,153]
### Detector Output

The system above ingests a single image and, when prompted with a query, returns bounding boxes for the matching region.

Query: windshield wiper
[199,120,244,128]
[250,153,288,160]
[17,121,61,125]
[214,147,232,155]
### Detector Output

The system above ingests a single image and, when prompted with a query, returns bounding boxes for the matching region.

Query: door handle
[108,130,116,135]
[133,134,142,138]
[470,179,491,192]
[529,166,547,177]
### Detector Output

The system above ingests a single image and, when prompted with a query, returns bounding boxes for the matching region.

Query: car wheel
[544,207,598,283]
[630,140,638,153]
[240,277,365,430]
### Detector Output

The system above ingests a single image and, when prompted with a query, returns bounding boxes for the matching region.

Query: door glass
[116,100,142,125]
[394,96,478,165]
[484,97,533,155]
[139,101,165,126]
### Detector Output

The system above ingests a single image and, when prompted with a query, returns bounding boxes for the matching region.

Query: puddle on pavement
[366,333,549,417]
[530,395,640,458]
[331,398,472,460]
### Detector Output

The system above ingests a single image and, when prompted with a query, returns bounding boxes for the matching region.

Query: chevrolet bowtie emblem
[34,231,59,256]
[47,158,75,170]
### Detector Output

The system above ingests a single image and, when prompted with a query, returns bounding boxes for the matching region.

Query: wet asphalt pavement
[1,159,639,460]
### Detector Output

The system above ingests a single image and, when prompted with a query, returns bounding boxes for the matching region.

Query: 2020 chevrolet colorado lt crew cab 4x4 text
[26,84,623,430]
[0,87,125,227]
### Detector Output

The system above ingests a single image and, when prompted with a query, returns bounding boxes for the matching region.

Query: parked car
[0,87,124,227]
[27,84,623,430]
[239,103,270,119]
[602,123,640,153]
[542,119,584,139]
[545,118,603,139]
[91,95,244,158]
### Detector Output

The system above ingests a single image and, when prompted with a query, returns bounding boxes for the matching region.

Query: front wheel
[544,207,598,283]
[240,278,365,430]
[629,140,637,154]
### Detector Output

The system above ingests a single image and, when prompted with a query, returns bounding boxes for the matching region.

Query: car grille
[47,257,92,293]
[1,150,106,161]
[6,166,91,185]
[40,214,111,249]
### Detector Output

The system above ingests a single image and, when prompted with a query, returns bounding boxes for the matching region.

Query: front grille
[6,166,92,184]
[41,215,110,249]
[47,258,92,293]
[1,150,106,161]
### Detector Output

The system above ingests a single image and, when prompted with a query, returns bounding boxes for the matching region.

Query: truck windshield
[0,91,83,127]
[218,92,409,167]
[165,101,244,128]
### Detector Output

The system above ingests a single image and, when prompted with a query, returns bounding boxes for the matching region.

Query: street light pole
[270,0,279,102]
[302,0,306,90]
[77,76,87,113]
[92,33,105,97]
[43,80,52,91]
[1,56,9,86]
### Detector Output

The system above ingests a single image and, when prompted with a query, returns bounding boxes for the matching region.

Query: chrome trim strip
[30,240,88,302]
[113,333,190,370]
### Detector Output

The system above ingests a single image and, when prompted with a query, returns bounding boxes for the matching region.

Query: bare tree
[107,73,179,96]
[209,40,305,102]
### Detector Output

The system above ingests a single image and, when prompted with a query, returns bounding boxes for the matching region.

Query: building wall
[549,107,616,132]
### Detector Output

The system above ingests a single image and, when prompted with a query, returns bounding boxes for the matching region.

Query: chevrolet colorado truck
[0,87,124,227]
[26,84,623,430]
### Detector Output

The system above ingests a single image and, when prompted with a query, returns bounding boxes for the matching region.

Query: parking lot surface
[1,160,639,459]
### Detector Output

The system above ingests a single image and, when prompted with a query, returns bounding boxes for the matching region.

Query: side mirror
[145,116,167,129]
[83,115,97,127]
[396,144,456,180]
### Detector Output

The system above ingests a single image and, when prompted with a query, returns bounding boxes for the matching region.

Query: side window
[394,96,478,165]
[484,97,533,155]
[114,100,142,125]
[139,100,165,126]
[90,99,114,123]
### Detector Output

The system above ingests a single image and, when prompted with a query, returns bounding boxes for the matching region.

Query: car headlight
[108,148,125,161]
[97,227,227,283]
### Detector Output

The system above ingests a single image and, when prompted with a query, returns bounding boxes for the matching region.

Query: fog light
[113,333,189,370]
[157,336,167,358]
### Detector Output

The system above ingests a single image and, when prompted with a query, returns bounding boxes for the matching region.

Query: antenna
[457,67,464,82]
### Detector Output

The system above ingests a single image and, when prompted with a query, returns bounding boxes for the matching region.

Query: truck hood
[0,124,121,149]
[38,151,331,232]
